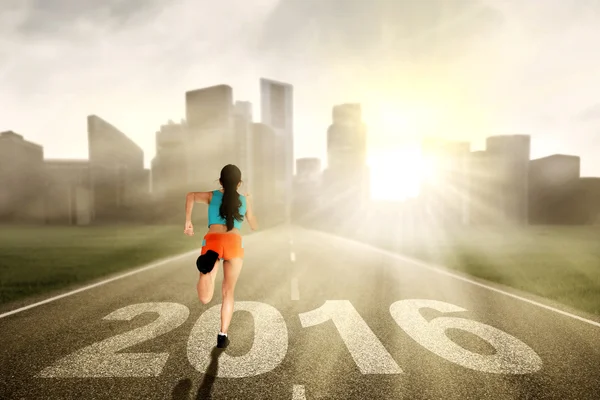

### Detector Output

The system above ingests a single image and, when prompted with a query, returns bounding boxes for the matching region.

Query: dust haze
[1,0,600,174]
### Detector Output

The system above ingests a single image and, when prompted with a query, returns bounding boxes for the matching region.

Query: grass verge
[2,223,599,317]
[309,222,600,316]
[0,224,201,306]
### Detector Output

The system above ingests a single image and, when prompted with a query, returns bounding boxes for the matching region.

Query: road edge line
[305,227,600,329]
[0,249,199,319]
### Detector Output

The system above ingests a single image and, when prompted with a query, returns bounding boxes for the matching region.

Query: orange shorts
[200,233,244,260]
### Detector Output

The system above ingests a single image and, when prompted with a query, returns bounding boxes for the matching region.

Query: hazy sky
[1,0,600,176]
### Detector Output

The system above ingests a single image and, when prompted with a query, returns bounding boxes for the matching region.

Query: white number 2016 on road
[390,299,543,374]
[38,299,542,378]
[39,302,189,378]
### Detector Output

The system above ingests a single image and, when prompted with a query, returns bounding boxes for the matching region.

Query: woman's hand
[184,220,194,236]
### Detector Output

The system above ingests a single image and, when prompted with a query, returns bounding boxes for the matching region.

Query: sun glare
[365,104,431,201]
[368,148,426,201]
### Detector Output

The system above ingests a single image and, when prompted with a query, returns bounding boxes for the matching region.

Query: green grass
[0,224,202,306]
[426,226,600,316]
[2,223,599,317]
[317,223,600,316]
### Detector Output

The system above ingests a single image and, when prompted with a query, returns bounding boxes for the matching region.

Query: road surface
[1,226,599,399]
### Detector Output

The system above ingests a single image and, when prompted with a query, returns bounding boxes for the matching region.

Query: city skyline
[2,0,600,178]
[0,79,296,226]
[3,91,598,203]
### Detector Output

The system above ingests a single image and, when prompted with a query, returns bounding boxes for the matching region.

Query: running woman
[183,164,258,349]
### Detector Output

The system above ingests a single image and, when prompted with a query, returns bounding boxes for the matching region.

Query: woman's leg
[197,259,220,304]
[220,258,244,334]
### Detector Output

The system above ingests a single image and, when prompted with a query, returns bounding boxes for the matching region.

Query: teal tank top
[208,190,247,229]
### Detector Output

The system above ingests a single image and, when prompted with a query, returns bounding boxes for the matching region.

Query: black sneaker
[196,250,219,274]
[217,334,230,349]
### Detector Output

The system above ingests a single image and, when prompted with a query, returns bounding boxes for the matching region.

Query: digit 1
[298,300,403,374]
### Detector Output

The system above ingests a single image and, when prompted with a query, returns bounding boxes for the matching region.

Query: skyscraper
[324,103,369,205]
[87,115,145,221]
[185,85,235,189]
[485,135,531,224]
[44,159,92,225]
[467,150,501,225]
[293,158,322,221]
[260,78,294,223]
[575,177,600,224]
[0,131,45,222]
[420,138,470,225]
[529,154,580,224]
[296,158,322,181]
[186,85,234,131]
[328,103,367,169]
[234,101,254,194]
[251,122,283,225]
[151,120,188,199]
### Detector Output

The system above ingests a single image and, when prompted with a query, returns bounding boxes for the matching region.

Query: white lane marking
[0,249,199,320]
[390,299,542,374]
[299,300,403,374]
[38,302,189,378]
[309,229,600,329]
[290,251,296,262]
[188,301,288,378]
[291,277,300,301]
[292,385,306,399]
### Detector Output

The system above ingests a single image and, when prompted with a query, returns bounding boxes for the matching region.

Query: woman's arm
[188,191,212,205]
[185,192,212,217]
[244,193,258,231]
[185,193,194,223]
[184,192,212,236]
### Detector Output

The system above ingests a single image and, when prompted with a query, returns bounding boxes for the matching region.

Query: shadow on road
[171,347,224,400]
[172,378,193,400]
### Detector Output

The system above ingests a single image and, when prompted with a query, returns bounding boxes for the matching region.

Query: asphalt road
[1,226,599,400]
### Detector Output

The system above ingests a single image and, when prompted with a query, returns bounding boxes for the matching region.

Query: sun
[365,105,430,201]
[368,148,427,201]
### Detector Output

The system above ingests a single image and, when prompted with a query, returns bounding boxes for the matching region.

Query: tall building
[467,150,503,225]
[186,85,236,189]
[234,101,254,193]
[0,131,45,222]
[260,78,294,223]
[296,158,322,181]
[44,160,92,225]
[88,115,145,221]
[324,103,369,206]
[141,168,151,195]
[186,85,234,131]
[575,177,600,224]
[420,138,470,225]
[485,135,531,224]
[293,158,322,221]
[149,119,189,222]
[328,104,367,169]
[529,154,581,224]
[151,120,189,200]
[251,123,284,225]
